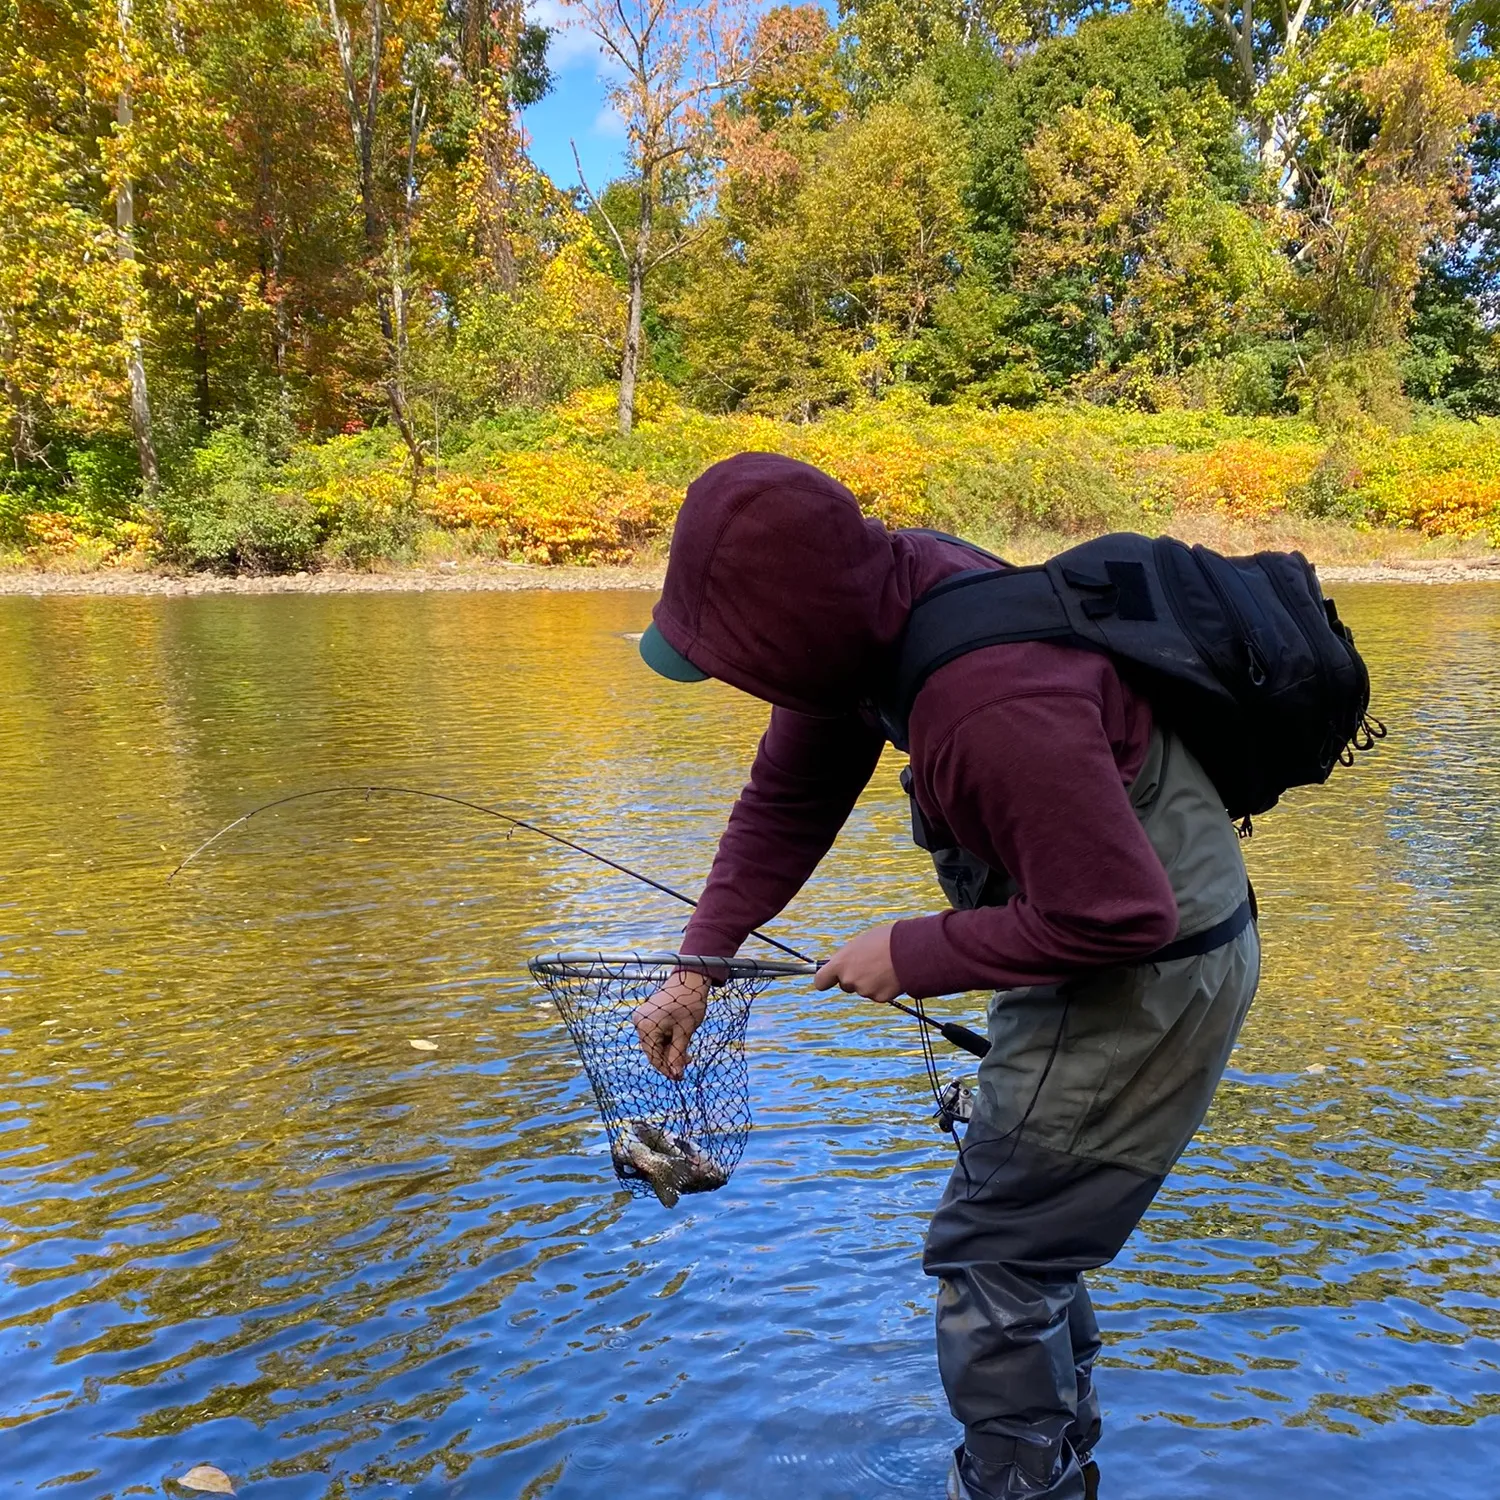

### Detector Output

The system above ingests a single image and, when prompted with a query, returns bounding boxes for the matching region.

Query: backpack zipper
[1259,555,1339,767]
[1151,539,1239,693]
[1194,548,1269,689]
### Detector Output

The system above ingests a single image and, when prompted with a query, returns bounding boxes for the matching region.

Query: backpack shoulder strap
[885,565,1084,736]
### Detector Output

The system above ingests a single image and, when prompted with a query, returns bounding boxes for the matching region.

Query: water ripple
[0,585,1497,1496]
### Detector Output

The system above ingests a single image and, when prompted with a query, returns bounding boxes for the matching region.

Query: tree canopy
[1,0,1496,490]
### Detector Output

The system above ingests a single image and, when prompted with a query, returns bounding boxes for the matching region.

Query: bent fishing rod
[169,783,990,1059]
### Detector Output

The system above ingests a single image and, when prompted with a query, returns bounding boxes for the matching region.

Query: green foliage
[675,80,970,415]
[1012,91,1285,396]
[157,430,321,573]
[914,280,1046,406]
[431,283,616,416]
[1175,342,1297,416]
[1290,347,1413,434]
[0,437,144,546]
[1404,270,1500,416]
[930,432,1140,542]
[967,8,1253,269]
[1296,444,1370,524]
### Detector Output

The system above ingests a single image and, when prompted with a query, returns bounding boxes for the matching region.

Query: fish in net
[528,952,814,1206]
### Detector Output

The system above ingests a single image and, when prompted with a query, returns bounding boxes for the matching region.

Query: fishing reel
[934,1077,974,1134]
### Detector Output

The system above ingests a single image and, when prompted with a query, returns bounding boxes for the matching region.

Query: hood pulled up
[650,452,983,715]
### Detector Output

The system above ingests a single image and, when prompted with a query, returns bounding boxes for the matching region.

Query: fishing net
[528,952,814,1206]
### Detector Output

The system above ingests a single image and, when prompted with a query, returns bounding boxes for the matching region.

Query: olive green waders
[922,730,1261,1499]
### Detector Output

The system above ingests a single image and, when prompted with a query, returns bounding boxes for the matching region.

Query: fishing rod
[880,997,989,1059]
[167,783,814,963]
[170,783,987,1058]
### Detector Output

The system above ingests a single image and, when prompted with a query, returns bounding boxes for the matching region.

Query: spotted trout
[612,1121,727,1208]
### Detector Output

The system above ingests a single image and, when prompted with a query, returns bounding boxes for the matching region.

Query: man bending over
[633,453,1259,1500]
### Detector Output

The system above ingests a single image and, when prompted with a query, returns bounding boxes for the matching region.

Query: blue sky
[519,1,628,194]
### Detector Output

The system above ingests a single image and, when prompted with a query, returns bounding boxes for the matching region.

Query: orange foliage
[1170,439,1321,520]
[22,512,85,550]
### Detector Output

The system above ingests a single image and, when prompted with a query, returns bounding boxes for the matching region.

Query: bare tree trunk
[618,180,653,435]
[116,0,158,489]
[328,0,423,477]
[1210,0,1318,205]
[618,258,645,434]
[0,309,39,465]
[193,302,212,429]
[257,141,292,416]
[478,98,520,291]
[564,0,759,434]
[384,82,428,488]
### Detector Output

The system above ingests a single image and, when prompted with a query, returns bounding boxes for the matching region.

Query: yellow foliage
[16,510,151,570]
[300,465,411,521]
[1399,475,1500,542]
[427,453,676,563]
[784,426,933,527]
[1353,419,1500,541]
[13,398,1500,573]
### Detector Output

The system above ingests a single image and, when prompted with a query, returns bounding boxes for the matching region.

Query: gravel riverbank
[2,555,1498,596]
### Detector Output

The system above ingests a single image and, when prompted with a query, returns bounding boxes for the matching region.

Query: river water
[0,583,1497,1498]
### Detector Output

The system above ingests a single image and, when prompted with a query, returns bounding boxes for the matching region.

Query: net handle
[529,951,818,980]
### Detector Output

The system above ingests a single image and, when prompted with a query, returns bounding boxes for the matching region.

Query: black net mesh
[528,952,812,1206]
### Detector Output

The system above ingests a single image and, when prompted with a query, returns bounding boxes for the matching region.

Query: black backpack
[878,531,1381,823]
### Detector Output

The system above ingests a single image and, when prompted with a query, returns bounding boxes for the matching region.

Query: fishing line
[952,995,1072,1196]
[167,783,814,963]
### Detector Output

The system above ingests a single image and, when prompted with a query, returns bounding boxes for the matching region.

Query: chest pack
[878,531,1380,824]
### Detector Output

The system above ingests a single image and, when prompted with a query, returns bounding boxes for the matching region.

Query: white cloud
[592,104,627,138]
[527,0,609,73]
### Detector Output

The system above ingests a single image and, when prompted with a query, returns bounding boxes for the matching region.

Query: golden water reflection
[0,584,1497,1497]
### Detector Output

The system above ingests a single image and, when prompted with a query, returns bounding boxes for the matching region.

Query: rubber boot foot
[944,1443,1089,1499]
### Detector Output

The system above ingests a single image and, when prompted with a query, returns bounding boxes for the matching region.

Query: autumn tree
[0,109,129,467]
[322,0,438,473]
[1014,90,1286,392]
[836,0,1084,100]
[1267,3,1490,352]
[452,0,552,290]
[675,80,969,415]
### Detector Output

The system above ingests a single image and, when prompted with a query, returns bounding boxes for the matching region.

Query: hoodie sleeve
[680,707,887,957]
[888,690,1179,998]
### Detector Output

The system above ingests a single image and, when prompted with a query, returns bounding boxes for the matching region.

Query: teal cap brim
[639,622,709,682]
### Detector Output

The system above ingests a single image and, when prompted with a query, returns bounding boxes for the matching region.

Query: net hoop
[528,947,814,1204]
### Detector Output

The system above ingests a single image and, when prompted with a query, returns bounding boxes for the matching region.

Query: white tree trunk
[116,0,158,488]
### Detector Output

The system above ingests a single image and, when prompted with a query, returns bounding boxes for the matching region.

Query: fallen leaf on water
[1306,1063,1328,1074]
[409,1038,439,1051]
[180,1465,236,1495]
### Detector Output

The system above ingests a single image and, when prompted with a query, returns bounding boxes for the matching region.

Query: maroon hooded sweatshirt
[652,452,1179,998]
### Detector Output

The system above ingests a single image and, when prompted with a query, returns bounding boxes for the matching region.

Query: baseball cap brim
[639,622,709,682]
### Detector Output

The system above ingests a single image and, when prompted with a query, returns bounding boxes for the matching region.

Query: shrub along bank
[5,388,1499,574]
